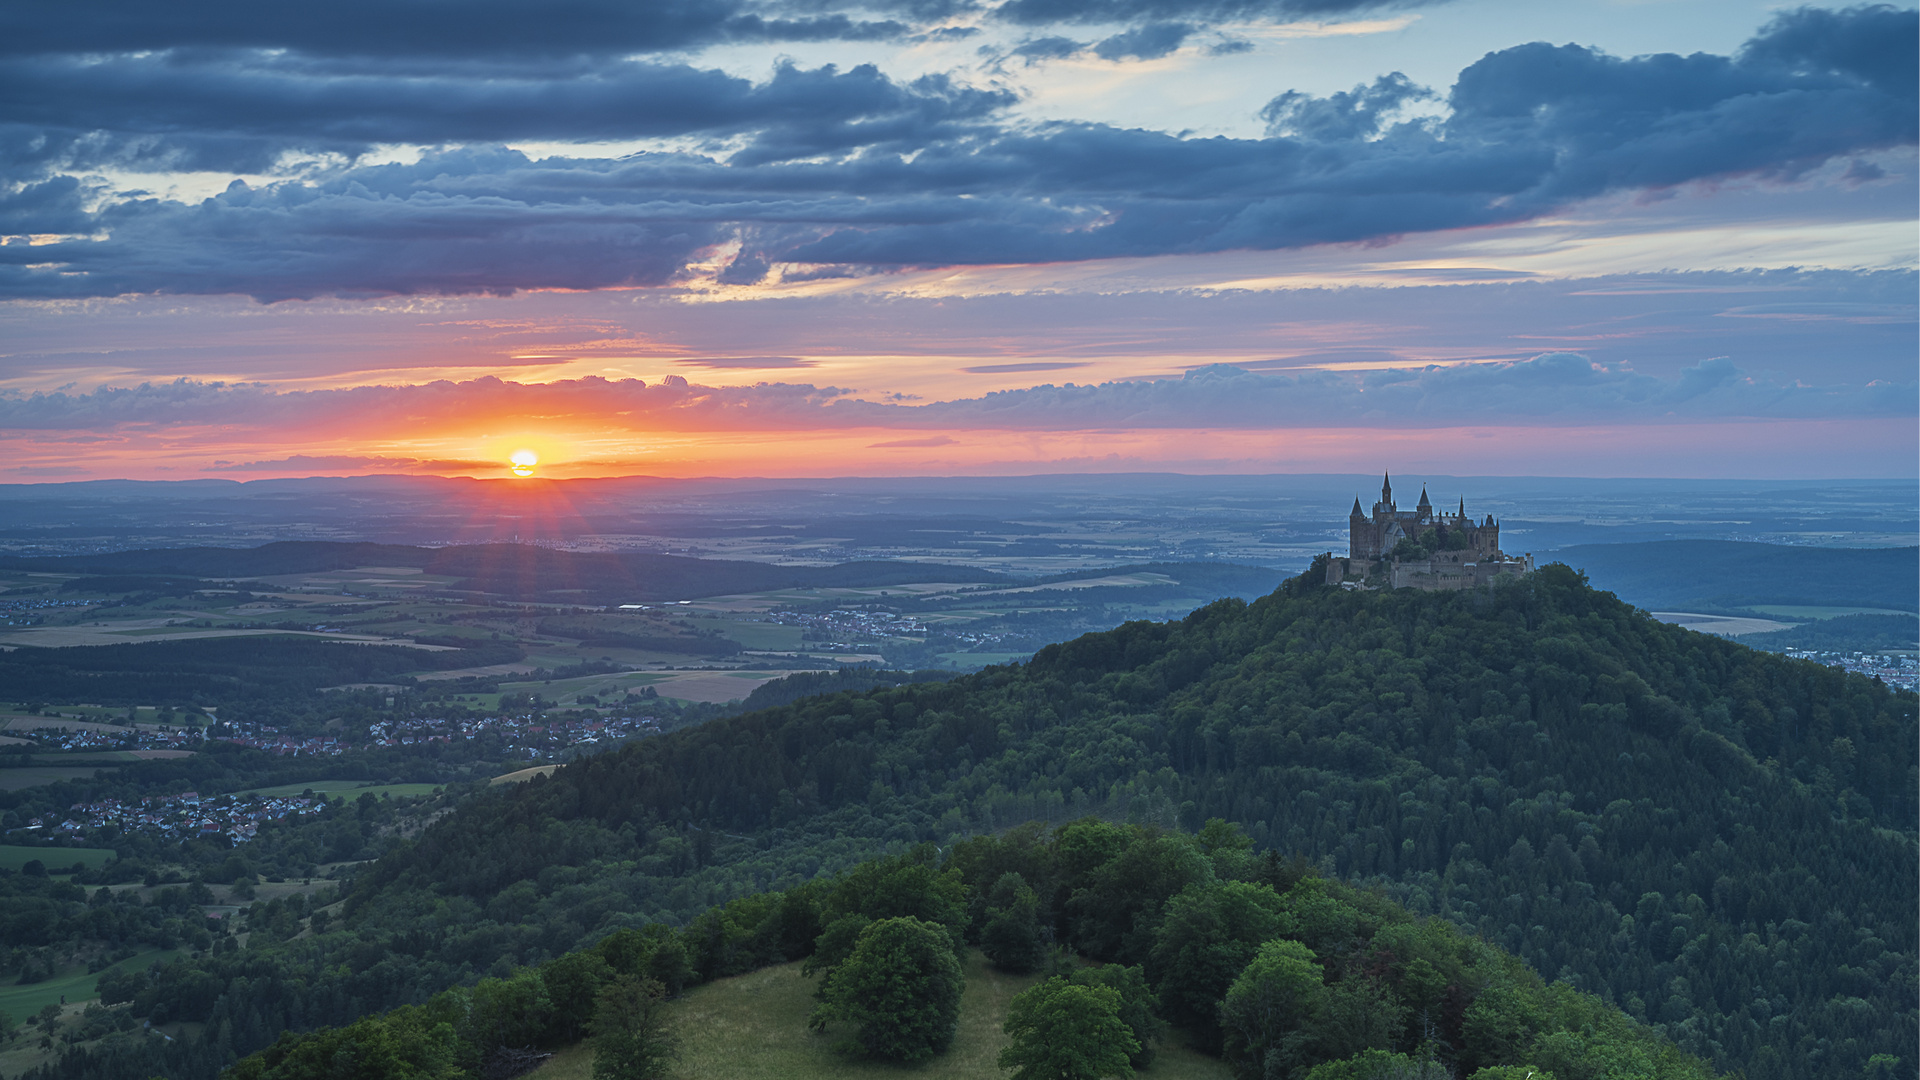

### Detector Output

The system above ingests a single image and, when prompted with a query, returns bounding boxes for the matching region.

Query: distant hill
[1546,540,1918,612]
[0,541,1009,601]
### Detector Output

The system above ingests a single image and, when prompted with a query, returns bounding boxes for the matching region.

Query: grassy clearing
[491,765,560,786]
[531,951,1229,1080]
[0,845,115,873]
[0,948,184,1020]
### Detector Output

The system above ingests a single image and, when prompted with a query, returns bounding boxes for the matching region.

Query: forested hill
[58,567,1913,1080]
[339,564,1914,1080]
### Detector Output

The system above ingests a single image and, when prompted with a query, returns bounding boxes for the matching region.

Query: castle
[1323,473,1533,590]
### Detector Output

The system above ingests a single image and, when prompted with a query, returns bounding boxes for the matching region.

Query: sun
[508,449,538,477]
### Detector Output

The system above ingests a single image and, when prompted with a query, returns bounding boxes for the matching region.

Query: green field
[238,781,441,801]
[0,845,115,873]
[0,947,184,1021]
[691,617,807,650]
[531,952,1229,1080]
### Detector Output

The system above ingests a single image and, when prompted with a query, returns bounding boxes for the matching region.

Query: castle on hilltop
[1323,473,1534,590]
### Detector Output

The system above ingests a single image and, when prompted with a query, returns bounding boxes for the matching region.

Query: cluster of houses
[766,607,927,648]
[214,725,350,757]
[1783,650,1918,692]
[0,596,101,627]
[28,791,327,844]
[367,712,660,758]
[13,724,205,752]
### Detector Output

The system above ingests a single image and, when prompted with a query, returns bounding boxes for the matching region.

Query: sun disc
[508,449,538,477]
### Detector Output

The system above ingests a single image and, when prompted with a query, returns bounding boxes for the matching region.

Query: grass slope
[0,947,184,1020]
[530,951,1230,1080]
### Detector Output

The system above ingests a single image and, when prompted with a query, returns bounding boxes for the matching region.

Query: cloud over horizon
[2,354,1907,440]
[0,6,1911,300]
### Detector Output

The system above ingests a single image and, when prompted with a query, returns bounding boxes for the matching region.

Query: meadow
[0,844,115,873]
[529,952,1231,1080]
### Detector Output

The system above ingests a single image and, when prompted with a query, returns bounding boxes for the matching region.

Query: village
[366,712,662,758]
[1782,649,1919,693]
[25,790,328,844]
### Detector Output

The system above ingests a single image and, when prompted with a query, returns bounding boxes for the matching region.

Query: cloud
[0,56,1015,173]
[869,435,958,446]
[1261,72,1432,140]
[0,0,1435,64]
[0,357,1907,443]
[670,356,818,368]
[990,0,1438,27]
[1092,21,1193,60]
[960,362,1091,373]
[1003,35,1088,63]
[0,0,907,59]
[0,7,1912,300]
[205,454,498,473]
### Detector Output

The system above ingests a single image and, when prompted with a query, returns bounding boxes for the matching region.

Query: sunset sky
[1,0,1913,481]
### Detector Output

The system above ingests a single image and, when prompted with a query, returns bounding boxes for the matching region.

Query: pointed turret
[1458,496,1465,519]
[1350,496,1364,518]
[1416,486,1432,514]
[1381,472,1392,506]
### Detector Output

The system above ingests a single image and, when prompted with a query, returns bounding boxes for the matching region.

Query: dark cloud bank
[0,0,1428,59]
[0,5,1911,300]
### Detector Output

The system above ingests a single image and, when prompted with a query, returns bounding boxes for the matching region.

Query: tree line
[227,820,1721,1080]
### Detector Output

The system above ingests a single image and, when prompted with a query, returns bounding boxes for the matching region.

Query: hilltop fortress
[1324,474,1534,590]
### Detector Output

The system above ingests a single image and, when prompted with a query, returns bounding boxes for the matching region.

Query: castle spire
[1350,496,1364,518]
[1458,496,1465,519]
[1381,472,1392,505]
[1416,485,1431,512]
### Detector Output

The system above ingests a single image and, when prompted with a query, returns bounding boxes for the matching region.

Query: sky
[0,0,1914,482]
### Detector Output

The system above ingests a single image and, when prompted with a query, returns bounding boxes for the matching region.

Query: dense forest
[11,565,1915,1080]
[230,823,1721,1080]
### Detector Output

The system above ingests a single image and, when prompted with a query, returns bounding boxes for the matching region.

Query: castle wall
[1341,481,1527,591]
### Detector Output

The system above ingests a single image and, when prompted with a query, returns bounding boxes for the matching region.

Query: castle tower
[1416,486,1432,521]
[1349,497,1370,561]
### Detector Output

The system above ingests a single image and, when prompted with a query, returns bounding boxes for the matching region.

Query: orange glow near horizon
[3,416,1913,483]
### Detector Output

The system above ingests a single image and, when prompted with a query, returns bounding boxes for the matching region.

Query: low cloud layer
[0,6,1911,300]
[2,355,1907,440]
